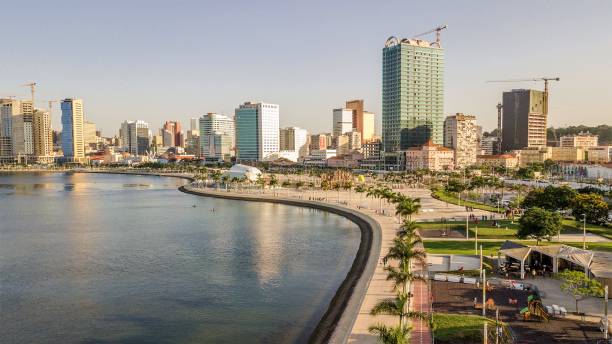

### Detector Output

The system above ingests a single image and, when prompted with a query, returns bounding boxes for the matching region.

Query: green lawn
[432,313,498,343]
[431,189,504,213]
[561,219,612,240]
[423,240,612,255]
[419,219,611,241]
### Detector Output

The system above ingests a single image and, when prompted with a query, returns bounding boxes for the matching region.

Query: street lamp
[582,213,587,250]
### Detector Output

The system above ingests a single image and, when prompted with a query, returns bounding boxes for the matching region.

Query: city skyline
[2,1,611,136]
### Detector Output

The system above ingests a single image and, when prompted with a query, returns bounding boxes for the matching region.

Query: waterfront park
[4,163,611,343]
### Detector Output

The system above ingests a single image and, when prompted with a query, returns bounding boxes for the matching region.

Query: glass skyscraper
[382,37,444,161]
[235,102,279,162]
[61,98,85,161]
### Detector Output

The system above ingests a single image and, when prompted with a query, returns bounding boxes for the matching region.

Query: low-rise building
[551,147,584,162]
[327,152,363,168]
[476,154,519,169]
[401,140,454,171]
[560,132,598,148]
[516,147,552,167]
[585,146,611,163]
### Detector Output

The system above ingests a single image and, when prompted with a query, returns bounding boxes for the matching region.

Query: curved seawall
[179,186,381,344]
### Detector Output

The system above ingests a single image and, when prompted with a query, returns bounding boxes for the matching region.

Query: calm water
[0,172,360,343]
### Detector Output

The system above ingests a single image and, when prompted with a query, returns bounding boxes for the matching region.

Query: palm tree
[384,264,426,295]
[370,292,427,328]
[397,220,421,241]
[221,175,229,191]
[211,171,222,190]
[395,197,421,222]
[366,186,379,210]
[384,237,426,271]
[368,324,410,344]
[343,180,354,204]
[256,174,266,193]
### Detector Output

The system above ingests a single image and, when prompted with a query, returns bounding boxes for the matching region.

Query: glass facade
[235,107,258,161]
[382,39,444,156]
[61,101,74,158]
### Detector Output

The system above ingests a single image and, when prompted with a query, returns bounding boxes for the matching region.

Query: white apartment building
[199,113,235,161]
[332,108,353,137]
[279,126,309,158]
[444,113,478,169]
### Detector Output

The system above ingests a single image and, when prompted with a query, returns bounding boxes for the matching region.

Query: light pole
[582,213,586,250]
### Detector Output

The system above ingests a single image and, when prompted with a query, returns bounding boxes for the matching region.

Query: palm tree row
[369,193,429,344]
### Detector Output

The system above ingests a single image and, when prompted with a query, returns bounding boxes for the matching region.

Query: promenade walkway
[184,181,493,343]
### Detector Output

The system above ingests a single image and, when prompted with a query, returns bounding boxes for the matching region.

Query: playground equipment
[520,295,550,322]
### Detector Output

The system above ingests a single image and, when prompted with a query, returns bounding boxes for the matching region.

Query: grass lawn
[561,219,612,240]
[423,240,612,255]
[419,220,519,239]
[431,189,504,213]
[432,313,497,343]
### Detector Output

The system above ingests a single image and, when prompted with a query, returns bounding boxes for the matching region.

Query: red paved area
[410,259,432,344]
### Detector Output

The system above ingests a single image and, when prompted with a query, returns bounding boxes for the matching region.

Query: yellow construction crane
[20,82,37,104]
[413,25,448,47]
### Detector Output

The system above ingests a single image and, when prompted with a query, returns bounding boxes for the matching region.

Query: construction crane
[21,82,37,105]
[413,25,448,47]
[487,77,560,147]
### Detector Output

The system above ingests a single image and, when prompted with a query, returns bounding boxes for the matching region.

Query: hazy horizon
[2,0,610,136]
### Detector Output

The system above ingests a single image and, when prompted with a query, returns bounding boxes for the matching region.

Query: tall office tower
[382,36,444,161]
[199,113,235,160]
[333,108,353,137]
[346,100,376,143]
[0,99,34,160]
[33,109,53,157]
[120,120,150,155]
[190,117,199,132]
[161,129,174,147]
[0,98,13,160]
[280,127,309,158]
[235,102,279,162]
[162,121,184,147]
[83,121,98,152]
[501,89,547,152]
[362,111,375,143]
[61,99,85,161]
[443,113,479,169]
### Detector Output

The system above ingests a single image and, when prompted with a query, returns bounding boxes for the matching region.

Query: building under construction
[501,89,547,152]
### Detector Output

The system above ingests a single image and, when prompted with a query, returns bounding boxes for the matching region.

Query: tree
[521,185,576,211]
[395,197,421,222]
[571,193,609,225]
[517,207,562,245]
[370,292,427,328]
[368,324,410,344]
[397,220,421,240]
[558,270,604,313]
[355,185,367,205]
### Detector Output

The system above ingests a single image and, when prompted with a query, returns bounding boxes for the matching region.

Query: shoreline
[65,169,382,343]
[179,185,382,344]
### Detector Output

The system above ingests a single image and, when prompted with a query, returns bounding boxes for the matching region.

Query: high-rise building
[10,100,35,160]
[61,98,85,161]
[480,136,499,156]
[347,131,362,151]
[443,113,479,169]
[83,121,99,152]
[382,37,444,160]
[189,117,199,132]
[33,109,53,159]
[334,134,350,156]
[280,127,309,158]
[162,121,184,147]
[501,89,547,152]
[120,120,150,155]
[235,102,279,162]
[346,100,376,143]
[332,108,353,137]
[0,98,14,160]
[309,134,328,151]
[199,113,235,161]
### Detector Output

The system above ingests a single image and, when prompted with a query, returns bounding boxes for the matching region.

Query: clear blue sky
[2,0,610,136]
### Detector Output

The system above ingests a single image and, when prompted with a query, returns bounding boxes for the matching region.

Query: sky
[1,0,611,136]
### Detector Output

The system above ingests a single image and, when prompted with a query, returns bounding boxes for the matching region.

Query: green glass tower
[382,37,444,161]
